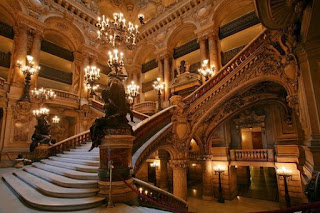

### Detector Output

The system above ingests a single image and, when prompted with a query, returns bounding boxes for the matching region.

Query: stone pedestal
[33,144,50,160]
[98,135,137,203]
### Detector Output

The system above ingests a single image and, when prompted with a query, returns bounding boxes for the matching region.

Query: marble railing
[48,130,90,156]
[230,149,274,162]
[184,29,269,109]
[52,89,79,103]
[133,178,188,212]
[133,101,157,115]
[0,77,5,90]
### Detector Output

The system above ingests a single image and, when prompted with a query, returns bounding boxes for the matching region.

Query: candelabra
[138,14,145,25]
[17,55,40,102]
[32,107,50,117]
[198,59,215,81]
[107,49,126,77]
[153,78,165,112]
[52,115,60,124]
[84,65,100,97]
[126,81,140,105]
[277,167,292,208]
[31,87,56,106]
[214,165,225,203]
[96,13,139,49]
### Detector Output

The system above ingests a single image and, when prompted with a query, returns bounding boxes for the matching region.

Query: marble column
[170,160,188,201]
[30,30,43,87]
[208,33,220,72]
[138,71,144,103]
[9,26,29,87]
[159,151,169,191]
[202,159,214,200]
[72,52,84,96]
[132,70,139,84]
[80,53,90,105]
[157,56,164,80]
[198,36,208,63]
[163,54,171,102]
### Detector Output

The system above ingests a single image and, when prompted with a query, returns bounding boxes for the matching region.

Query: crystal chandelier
[84,65,100,96]
[126,81,139,104]
[96,13,139,49]
[32,107,50,117]
[52,115,60,124]
[31,87,56,104]
[198,59,215,80]
[108,49,124,75]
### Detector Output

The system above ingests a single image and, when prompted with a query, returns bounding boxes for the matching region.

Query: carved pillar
[132,70,139,83]
[80,53,90,105]
[138,71,144,103]
[198,36,208,63]
[30,30,44,87]
[170,160,188,201]
[157,56,164,80]
[159,150,169,190]
[208,33,220,71]
[9,26,29,87]
[202,158,214,200]
[163,53,171,102]
[72,52,84,96]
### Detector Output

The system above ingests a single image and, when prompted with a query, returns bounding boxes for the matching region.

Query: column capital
[73,51,86,63]
[170,160,188,170]
[155,48,173,61]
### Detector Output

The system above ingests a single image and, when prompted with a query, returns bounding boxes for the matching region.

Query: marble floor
[0,167,281,213]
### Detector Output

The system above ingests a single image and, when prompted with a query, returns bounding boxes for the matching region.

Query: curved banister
[184,28,269,106]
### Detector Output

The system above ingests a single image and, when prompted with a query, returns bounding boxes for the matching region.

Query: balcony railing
[133,101,157,115]
[230,149,274,162]
[52,89,79,103]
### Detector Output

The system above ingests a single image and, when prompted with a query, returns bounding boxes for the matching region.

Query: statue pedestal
[33,144,50,160]
[98,134,137,203]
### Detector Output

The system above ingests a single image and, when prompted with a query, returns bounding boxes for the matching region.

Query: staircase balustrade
[230,149,274,162]
[133,101,157,115]
[132,177,188,212]
[184,29,269,107]
[48,131,90,157]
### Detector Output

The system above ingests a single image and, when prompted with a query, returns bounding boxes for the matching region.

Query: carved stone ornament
[12,101,33,143]
[169,160,188,170]
[233,110,266,129]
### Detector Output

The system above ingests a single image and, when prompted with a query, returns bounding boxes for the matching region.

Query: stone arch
[0,0,22,26]
[189,77,296,144]
[43,16,86,51]
[134,43,158,65]
[165,23,198,51]
[209,0,254,27]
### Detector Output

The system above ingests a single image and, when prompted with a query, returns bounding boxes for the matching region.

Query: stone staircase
[2,141,169,212]
[2,142,104,211]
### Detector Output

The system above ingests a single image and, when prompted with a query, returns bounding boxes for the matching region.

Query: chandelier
[198,59,215,80]
[126,81,139,104]
[52,115,60,124]
[31,87,56,104]
[108,49,125,75]
[84,65,100,96]
[153,77,165,112]
[96,13,139,49]
[32,107,49,117]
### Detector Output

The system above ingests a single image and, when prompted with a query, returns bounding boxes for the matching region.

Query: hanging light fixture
[84,65,100,96]
[96,13,139,49]
[32,107,50,117]
[31,87,56,105]
[198,59,215,81]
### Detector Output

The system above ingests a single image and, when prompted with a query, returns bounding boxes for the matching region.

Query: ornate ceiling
[94,0,178,24]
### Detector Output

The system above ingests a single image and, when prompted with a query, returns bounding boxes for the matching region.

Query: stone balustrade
[230,149,274,162]
[133,177,188,212]
[133,101,157,115]
[52,89,79,103]
[48,130,90,157]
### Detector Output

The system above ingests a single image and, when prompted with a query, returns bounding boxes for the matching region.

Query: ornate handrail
[230,149,274,162]
[0,77,5,90]
[48,130,90,156]
[51,89,79,103]
[184,29,269,106]
[133,177,188,212]
[133,101,157,114]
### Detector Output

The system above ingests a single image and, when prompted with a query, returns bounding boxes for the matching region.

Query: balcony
[230,149,274,162]
[133,101,157,115]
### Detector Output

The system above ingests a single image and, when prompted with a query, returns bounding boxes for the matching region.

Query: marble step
[13,170,99,198]
[69,147,99,152]
[63,150,99,156]
[49,156,99,167]
[2,173,104,211]
[41,159,98,173]
[56,153,99,161]
[134,207,169,213]
[32,162,98,180]
[23,166,98,188]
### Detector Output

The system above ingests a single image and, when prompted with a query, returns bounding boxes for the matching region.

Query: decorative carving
[169,160,188,170]
[233,110,266,129]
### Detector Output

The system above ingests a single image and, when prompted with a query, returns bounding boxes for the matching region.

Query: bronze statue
[30,115,56,152]
[89,76,133,151]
